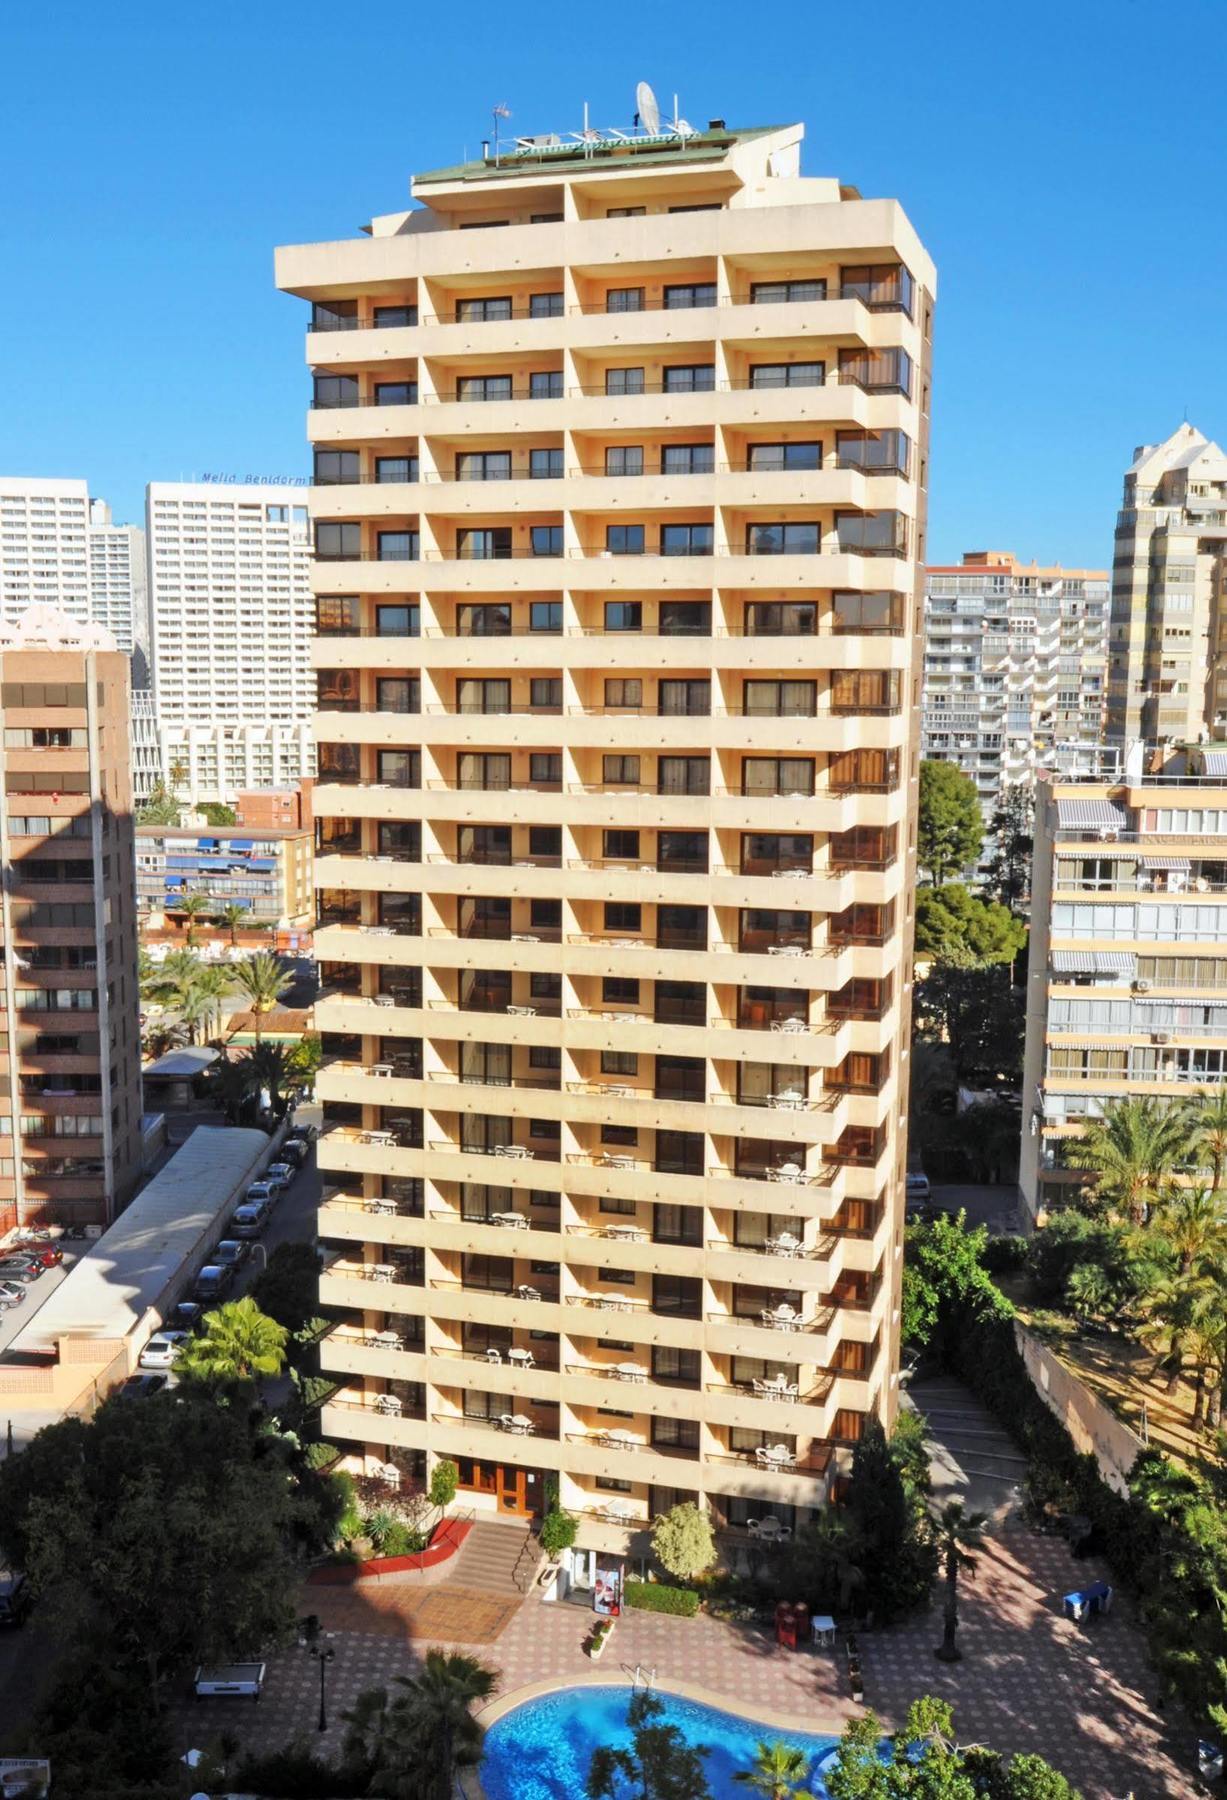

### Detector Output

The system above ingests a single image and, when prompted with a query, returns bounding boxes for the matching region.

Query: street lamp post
[311,1643,335,1732]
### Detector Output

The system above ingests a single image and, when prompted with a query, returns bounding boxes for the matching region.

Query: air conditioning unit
[1152,1031,1172,1046]
[1134,979,1152,992]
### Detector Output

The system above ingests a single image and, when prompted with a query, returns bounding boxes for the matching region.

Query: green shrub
[305,1440,340,1471]
[429,1457,459,1511]
[378,1521,426,1557]
[979,1233,1028,1276]
[539,1508,579,1557]
[234,1736,368,1798]
[624,1579,699,1617]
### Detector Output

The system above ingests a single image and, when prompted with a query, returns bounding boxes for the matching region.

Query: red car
[9,1244,61,1269]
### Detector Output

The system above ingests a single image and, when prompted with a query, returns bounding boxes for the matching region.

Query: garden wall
[307,1514,472,1584]
[1015,1321,1145,1496]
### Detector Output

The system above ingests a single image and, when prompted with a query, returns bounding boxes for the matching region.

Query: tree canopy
[914,884,1027,965]
[918,760,984,886]
[981,784,1034,911]
[912,959,1026,1085]
[651,1501,717,1581]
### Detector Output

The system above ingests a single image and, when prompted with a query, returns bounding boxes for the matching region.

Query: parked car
[245,1181,274,1207]
[287,1122,318,1144]
[905,1173,932,1208]
[229,1204,269,1241]
[116,1373,170,1399]
[0,1258,44,1283]
[212,1238,250,1269]
[0,1574,32,1628]
[266,1161,295,1189]
[139,1330,191,1371]
[166,1300,204,1334]
[280,1139,309,1167]
[193,1263,236,1303]
[0,1280,28,1309]
[9,1244,62,1269]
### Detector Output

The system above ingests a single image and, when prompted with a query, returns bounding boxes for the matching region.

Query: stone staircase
[451,1518,539,1596]
[908,1377,1030,1519]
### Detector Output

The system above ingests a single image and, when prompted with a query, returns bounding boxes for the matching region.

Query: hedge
[624,1580,699,1617]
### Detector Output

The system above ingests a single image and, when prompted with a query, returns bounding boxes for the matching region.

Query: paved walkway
[176,1523,1189,1798]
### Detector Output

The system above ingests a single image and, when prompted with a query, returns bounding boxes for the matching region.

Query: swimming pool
[479,1684,842,1800]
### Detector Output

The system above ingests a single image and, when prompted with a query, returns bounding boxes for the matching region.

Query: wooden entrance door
[497,1465,536,1515]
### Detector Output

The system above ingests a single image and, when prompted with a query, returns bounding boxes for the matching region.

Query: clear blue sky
[3,0,1224,566]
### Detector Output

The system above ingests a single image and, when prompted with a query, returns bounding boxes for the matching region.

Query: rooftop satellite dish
[636,80,661,135]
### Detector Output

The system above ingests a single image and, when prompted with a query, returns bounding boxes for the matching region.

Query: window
[315,522,360,561]
[605,902,641,932]
[604,601,642,632]
[457,451,511,481]
[458,527,511,560]
[606,287,645,313]
[663,364,715,393]
[661,443,714,475]
[658,831,707,872]
[833,591,905,634]
[375,380,418,405]
[457,295,512,322]
[657,905,705,951]
[840,262,915,316]
[529,753,561,786]
[311,299,357,331]
[607,206,646,217]
[376,603,419,637]
[377,529,418,561]
[652,1274,702,1318]
[374,303,417,328]
[530,292,564,318]
[742,833,812,875]
[837,348,913,397]
[530,678,562,709]
[606,367,646,396]
[314,449,360,485]
[456,678,511,714]
[659,523,712,556]
[658,755,709,794]
[312,373,359,408]
[603,682,642,710]
[747,441,821,472]
[603,977,639,1004]
[606,524,645,556]
[376,455,418,484]
[658,680,710,717]
[530,448,564,478]
[660,600,710,636]
[664,282,717,309]
[746,522,820,556]
[456,602,510,637]
[836,429,910,475]
[458,374,512,402]
[750,278,826,305]
[605,829,640,859]
[652,1417,700,1450]
[606,446,645,477]
[604,754,640,781]
[742,757,815,797]
[742,679,816,717]
[377,750,419,789]
[835,511,908,556]
[530,525,563,556]
[745,600,816,636]
[749,361,823,389]
[653,1203,702,1245]
[530,600,562,633]
[529,370,563,398]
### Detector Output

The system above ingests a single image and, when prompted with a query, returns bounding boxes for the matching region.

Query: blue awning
[163,877,185,890]
[228,839,253,850]
[196,838,218,849]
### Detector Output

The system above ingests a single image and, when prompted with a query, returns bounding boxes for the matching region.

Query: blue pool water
[480,1684,842,1800]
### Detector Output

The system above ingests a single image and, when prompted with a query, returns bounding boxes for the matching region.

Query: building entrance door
[497,1465,537,1516]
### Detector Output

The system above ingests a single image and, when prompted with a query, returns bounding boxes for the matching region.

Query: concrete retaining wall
[1015,1321,1146,1494]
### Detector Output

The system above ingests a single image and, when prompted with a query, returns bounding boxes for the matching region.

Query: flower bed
[308,1514,472,1584]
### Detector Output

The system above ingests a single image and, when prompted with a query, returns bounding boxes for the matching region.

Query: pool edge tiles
[479,1682,842,1800]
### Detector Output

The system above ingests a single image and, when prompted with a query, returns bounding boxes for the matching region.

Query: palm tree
[142,1018,190,1061]
[205,1054,259,1125]
[343,1654,497,1800]
[175,1297,288,1385]
[231,952,293,1043]
[1066,1263,1113,1326]
[1151,1185,1227,1277]
[176,892,215,948]
[185,966,235,1042]
[1064,1096,1189,1225]
[176,986,215,1046]
[1184,1088,1227,1190]
[734,1740,811,1799]
[931,1500,986,1663]
[1137,1270,1208,1393]
[216,902,249,948]
[243,1042,293,1119]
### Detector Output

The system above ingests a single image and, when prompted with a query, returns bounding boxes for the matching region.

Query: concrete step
[452,1520,536,1595]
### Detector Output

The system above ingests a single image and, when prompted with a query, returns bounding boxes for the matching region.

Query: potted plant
[539,1507,579,1563]
[589,1617,614,1660]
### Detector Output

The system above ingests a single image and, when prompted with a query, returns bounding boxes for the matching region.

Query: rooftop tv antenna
[492,101,511,165]
[636,80,661,136]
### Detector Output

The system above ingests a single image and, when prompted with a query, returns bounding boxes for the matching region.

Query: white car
[245,1181,274,1206]
[0,1279,28,1309]
[266,1162,294,1189]
[139,1330,190,1371]
[905,1173,932,1205]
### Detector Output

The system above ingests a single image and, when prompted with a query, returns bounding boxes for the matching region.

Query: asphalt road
[0,1247,82,1354]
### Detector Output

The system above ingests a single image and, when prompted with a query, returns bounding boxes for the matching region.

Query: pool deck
[175,1523,1191,1799]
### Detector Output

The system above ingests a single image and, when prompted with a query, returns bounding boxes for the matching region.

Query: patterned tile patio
[176,1525,1192,1798]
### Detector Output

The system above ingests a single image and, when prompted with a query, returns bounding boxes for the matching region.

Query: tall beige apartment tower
[0,607,143,1232]
[277,117,934,1540]
[1106,423,1227,744]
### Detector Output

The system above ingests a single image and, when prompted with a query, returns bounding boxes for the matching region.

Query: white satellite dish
[636,80,661,135]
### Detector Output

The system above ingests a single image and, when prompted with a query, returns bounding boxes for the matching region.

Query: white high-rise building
[0,479,148,669]
[146,481,314,732]
[0,478,91,622]
[88,499,149,672]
